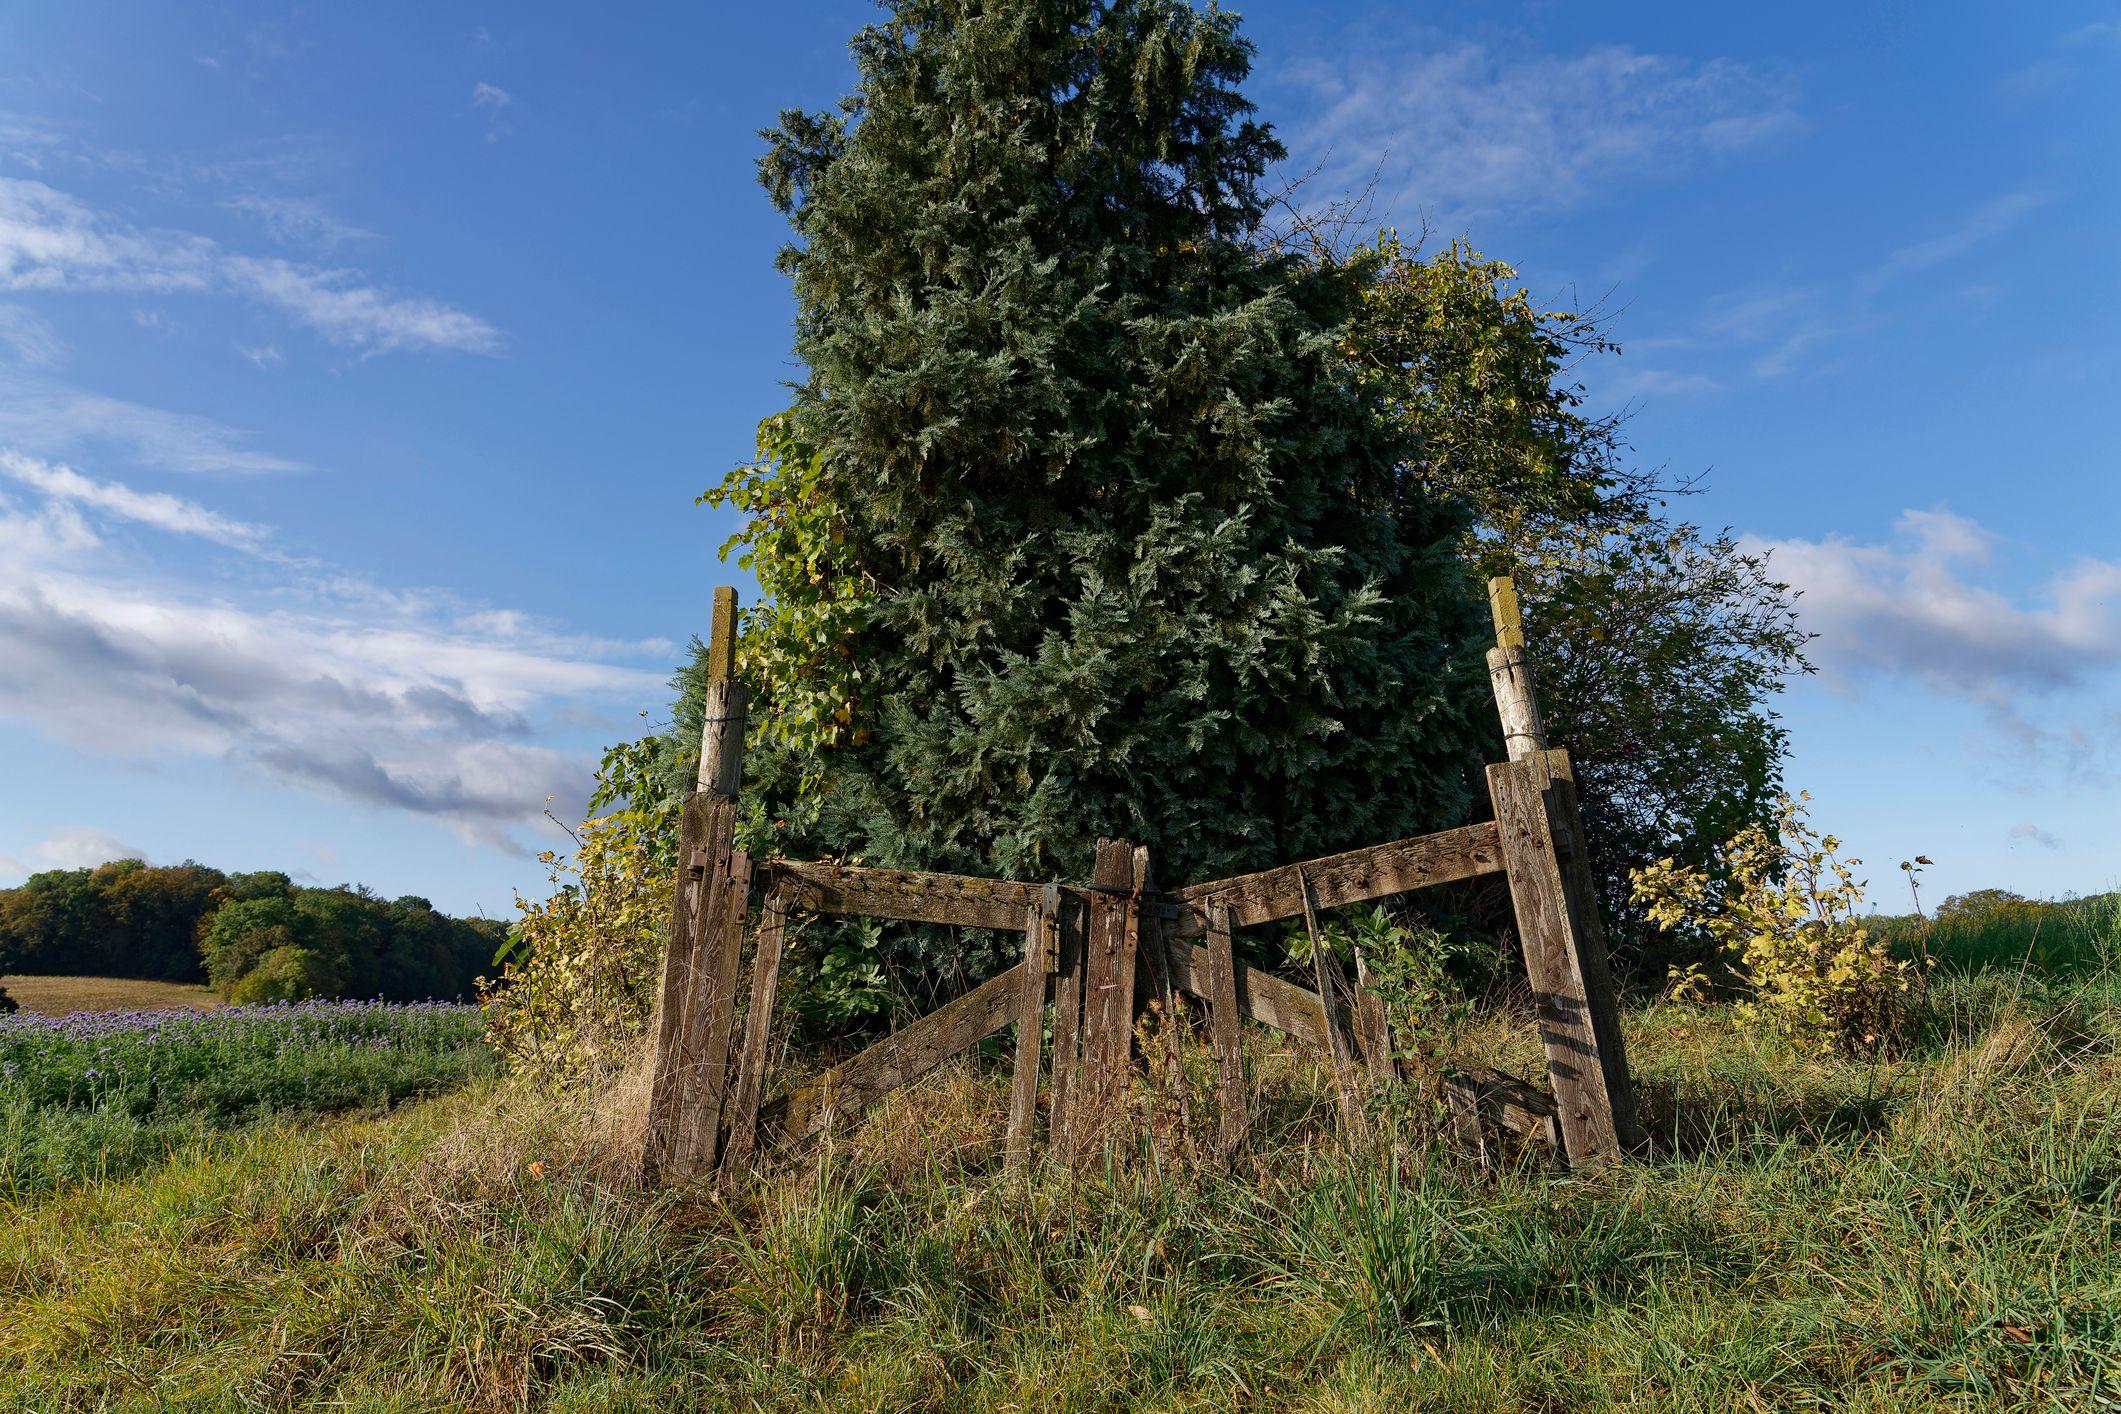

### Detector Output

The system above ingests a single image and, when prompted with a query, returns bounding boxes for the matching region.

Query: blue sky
[0,2,2114,917]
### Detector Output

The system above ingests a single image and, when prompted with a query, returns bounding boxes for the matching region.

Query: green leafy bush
[1632,793,1918,1055]
[480,782,674,1087]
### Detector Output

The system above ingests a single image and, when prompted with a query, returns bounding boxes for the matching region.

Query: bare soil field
[2,974,220,1016]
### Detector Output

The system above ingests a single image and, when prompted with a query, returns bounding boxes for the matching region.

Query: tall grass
[1875,892,2121,977]
[2,971,2115,1409]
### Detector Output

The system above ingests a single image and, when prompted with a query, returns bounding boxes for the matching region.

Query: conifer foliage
[708,0,1486,892]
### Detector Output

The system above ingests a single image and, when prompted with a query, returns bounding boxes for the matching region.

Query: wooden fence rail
[638,578,1642,1184]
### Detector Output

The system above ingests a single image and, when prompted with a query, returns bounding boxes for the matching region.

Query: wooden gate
[639,580,1643,1183]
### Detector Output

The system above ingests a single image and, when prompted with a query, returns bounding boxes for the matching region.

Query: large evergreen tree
[694,0,1486,907]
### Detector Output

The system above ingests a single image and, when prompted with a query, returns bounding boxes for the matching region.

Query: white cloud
[1275,35,1800,225]
[0,176,501,355]
[1747,510,2121,781]
[1748,508,2121,697]
[0,451,266,549]
[0,824,146,879]
[0,451,667,851]
[225,254,503,355]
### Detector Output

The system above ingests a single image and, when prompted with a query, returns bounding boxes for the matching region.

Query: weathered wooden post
[1004,885,1058,1169]
[1071,838,1143,1155]
[1046,887,1089,1152]
[1202,898,1248,1160]
[1485,575,1546,762]
[1482,575,1645,1164]
[642,587,752,1184]
[1298,870,1368,1135]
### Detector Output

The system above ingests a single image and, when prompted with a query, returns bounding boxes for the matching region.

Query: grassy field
[0,998,494,1197]
[2,973,221,1015]
[0,913,2115,1409]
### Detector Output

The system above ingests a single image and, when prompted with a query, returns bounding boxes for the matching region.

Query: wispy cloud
[1867,190,2050,290]
[221,192,378,252]
[0,451,266,548]
[0,452,668,850]
[1614,188,2043,392]
[1602,366,1721,399]
[1274,33,1801,225]
[2008,822,2063,850]
[471,82,514,142]
[0,366,304,473]
[0,176,501,355]
[0,302,61,364]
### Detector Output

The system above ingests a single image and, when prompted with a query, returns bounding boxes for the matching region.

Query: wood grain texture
[1488,750,1641,1164]
[1352,947,1398,1088]
[696,679,749,796]
[1446,1064,1561,1169]
[1073,840,1139,1146]
[666,848,752,1180]
[706,585,737,682]
[1486,644,1545,763]
[773,858,1042,931]
[1540,752,1645,1152]
[640,792,732,1183]
[1046,889,1087,1151]
[1004,890,1054,1169]
[763,962,1027,1143]
[1162,940,1332,1048]
[1172,823,1504,936]
[721,879,794,1170]
[1486,574,1525,651]
[1203,900,1247,1159]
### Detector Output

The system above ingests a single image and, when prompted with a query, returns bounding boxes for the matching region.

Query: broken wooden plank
[721,878,794,1170]
[1351,947,1398,1088]
[1445,1065,1561,1170]
[1172,823,1505,936]
[1488,750,1641,1164]
[1300,869,1368,1134]
[1161,939,1332,1049]
[1004,889,1054,1169]
[772,858,1042,931]
[1203,899,1247,1159]
[762,962,1028,1144]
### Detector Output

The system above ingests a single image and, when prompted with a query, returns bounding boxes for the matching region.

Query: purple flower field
[2,997,492,1150]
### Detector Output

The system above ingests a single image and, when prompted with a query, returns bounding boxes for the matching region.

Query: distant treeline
[0,860,507,1004]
